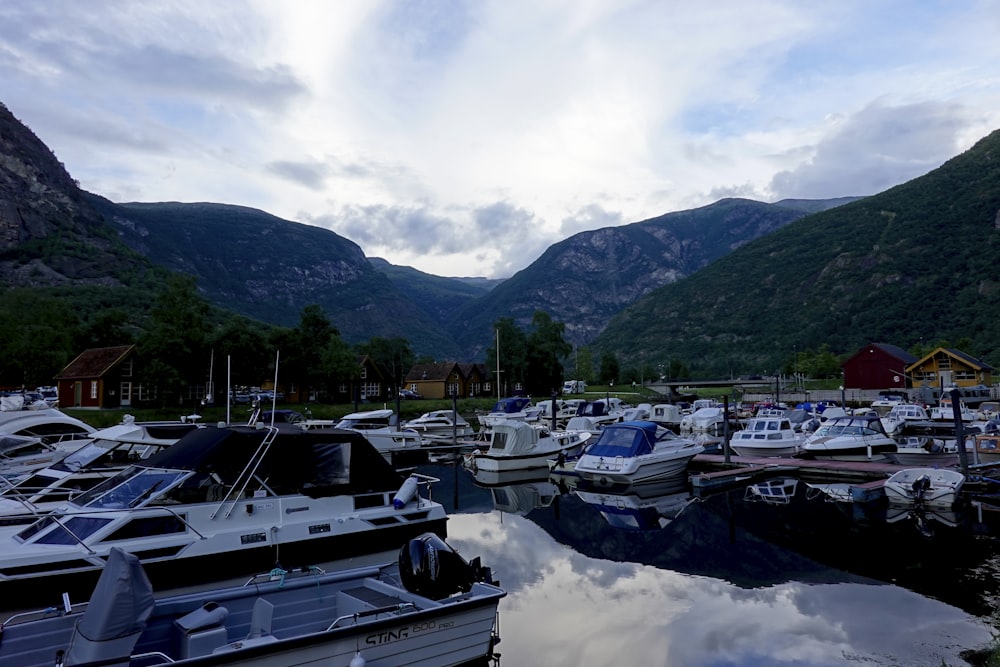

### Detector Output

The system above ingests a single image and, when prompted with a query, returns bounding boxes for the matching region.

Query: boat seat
[173,601,230,659]
[211,598,279,654]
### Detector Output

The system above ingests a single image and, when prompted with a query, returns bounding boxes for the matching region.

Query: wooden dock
[689,453,915,496]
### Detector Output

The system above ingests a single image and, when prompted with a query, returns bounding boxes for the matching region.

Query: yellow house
[905,347,994,389]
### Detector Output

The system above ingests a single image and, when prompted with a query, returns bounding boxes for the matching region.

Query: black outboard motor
[398,533,496,600]
[911,474,932,503]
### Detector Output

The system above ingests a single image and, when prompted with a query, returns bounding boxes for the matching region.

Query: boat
[679,406,726,435]
[870,391,910,416]
[929,397,977,422]
[649,404,683,431]
[0,434,87,483]
[744,477,799,504]
[464,420,591,472]
[572,420,704,485]
[404,409,475,441]
[476,397,534,431]
[0,423,448,602]
[969,433,1000,464]
[0,417,199,525]
[574,473,692,531]
[0,535,504,667]
[0,400,95,446]
[798,414,897,461]
[728,415,807,457]
[883,467,966,509]
[302,409,424,461]
[884,436,959,467]
[572,398,629,428]
[880,403,933,435]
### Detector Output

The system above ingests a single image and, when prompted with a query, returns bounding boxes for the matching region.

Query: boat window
[752,422,766,432]
[490,432,509,450]
[766,422,778,431]
[80,469,188,510]
[33,516,114,545]
[100,515,187,542]
[54,442,111,472]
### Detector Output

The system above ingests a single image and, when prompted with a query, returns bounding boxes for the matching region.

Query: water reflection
[425,463,998,667]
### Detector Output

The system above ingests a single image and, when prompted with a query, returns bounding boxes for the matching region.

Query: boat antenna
[226,354,231,426]
[495,328,502,401]
[270,350,280,428]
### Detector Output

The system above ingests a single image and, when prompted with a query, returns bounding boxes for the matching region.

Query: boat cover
[489,398,532,414]
[488,421,539,455]
[585,421,659,458]
[64,547,154,665]
[79,425,405,501]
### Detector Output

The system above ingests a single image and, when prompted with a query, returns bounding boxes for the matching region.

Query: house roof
[907,347,995,372]
[406,362,460,382]
[868,343,918,365]
[56,345,135,380]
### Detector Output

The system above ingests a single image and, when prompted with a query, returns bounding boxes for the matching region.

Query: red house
[55,345,137,408]
[842,343,918,390]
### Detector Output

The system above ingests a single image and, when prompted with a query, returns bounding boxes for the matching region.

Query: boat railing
[408,472,440,504]
[327,602,418,630]
[211,425,279,520]
[19,504,211,543]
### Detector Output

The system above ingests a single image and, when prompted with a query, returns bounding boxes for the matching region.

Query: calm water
[418,462,1000,667]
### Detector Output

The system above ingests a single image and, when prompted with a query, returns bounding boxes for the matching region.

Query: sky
[3,1,1000,279]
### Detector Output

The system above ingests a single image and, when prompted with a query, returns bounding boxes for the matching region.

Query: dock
[689,453,955,500]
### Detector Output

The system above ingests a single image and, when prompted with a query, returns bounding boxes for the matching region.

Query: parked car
[399,389,423,400]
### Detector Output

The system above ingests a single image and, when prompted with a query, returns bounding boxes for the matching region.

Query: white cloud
[3,0,1000,277]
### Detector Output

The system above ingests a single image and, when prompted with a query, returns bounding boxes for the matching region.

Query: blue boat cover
[489,397,532,414]
[586,421,658,458]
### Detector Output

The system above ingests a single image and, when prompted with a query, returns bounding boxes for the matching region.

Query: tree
[136,274,211,406]
[0,290,79,388]
[486,318,529,396]
[210,315,273,390]
[598,351,620,385]
[525,311,572,396]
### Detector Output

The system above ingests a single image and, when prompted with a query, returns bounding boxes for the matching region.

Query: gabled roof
[907,347,995,372]
[869,343,918,365]
[56,345,135,380]
[405,361,461,382]
[459,362,487,378]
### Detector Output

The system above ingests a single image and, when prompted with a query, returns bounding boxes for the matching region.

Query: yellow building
[905,347,993,389]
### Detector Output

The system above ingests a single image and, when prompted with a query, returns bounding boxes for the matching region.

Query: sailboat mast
[495,328,501,400]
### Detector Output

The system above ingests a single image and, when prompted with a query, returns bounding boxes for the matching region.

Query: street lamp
[839,385,845,407]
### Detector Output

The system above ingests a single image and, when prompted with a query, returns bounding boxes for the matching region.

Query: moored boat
[0,424,448,603]
[883,467,965,509]
[573,420,704,485]
[798,414,897,462]
[729,416,806,457]
[0,534,504,667]
[464,421,591,472]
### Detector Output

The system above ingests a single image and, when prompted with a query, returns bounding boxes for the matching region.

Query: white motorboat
[0,401,95,446]
[930,397,977,422]
[304,409,424,459]
[477,397,534,431]
[0,535,504,667]
[728,416,807,457]
[573,420,704,485]
[885,436,959,467]
[0,434,87,483]
[679,407,726,435]
[0,424,448,602]
[0,417,199,526]
[883,467,965,509]
[404,409,475,441]
[649,404,683,430]
[798,414,897,461]
[464,421,591,472]
[880,403,933,435]
[573,397,629,428]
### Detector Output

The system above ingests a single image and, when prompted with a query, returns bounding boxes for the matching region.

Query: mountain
[0,102,156,288]
[86,197,463,357]
[446,197,855,357]
[368,257,503,323]
[594,129,1000,376]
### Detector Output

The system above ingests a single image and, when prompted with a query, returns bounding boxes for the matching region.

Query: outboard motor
[911,474,932,503]
[398,533,496,600]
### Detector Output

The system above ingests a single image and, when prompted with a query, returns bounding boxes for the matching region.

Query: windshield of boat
[71,467,188,509]
[813,418,885,437]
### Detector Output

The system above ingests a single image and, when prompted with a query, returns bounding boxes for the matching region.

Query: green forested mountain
[367,257,503,323]
[86,197,463,358]
[595,129,1000,377]
[446,197,854,358]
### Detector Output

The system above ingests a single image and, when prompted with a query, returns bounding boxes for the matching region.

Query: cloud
[768,100,975,199]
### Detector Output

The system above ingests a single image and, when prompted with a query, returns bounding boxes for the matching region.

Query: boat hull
[575,454,697,486]
[883,468,965,509]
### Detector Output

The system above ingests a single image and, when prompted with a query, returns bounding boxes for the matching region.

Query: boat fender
[351,651,367,667]
[393,476,419,509]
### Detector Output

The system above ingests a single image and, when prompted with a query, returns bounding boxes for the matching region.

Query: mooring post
[951,386,970,475]
[723,395,731,463]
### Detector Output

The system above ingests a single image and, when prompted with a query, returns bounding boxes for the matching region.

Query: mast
[495,328,502,400]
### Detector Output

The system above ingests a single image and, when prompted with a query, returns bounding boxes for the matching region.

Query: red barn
[842,343,918,390]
